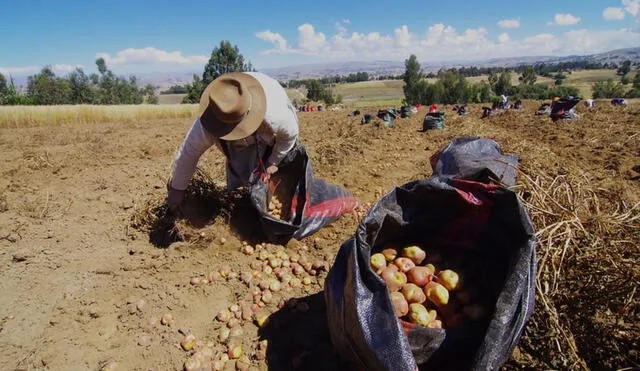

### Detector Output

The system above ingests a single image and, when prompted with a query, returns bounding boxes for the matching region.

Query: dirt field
[0,100,638,370]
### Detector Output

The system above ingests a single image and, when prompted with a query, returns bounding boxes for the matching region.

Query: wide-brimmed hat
[198,72,266,141]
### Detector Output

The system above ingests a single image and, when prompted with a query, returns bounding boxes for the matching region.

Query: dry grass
[0,104,198,128]
[507,163,639,370]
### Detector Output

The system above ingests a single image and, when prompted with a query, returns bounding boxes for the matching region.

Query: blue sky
[1,0,639,77]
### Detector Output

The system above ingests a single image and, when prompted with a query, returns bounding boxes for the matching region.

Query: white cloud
[394,25,412,48]
[0,66,39,75]
[622,0,640,21]
[549,13,581,25]
[256,31,288,54]
[96,47,207,66]
[342,18,350,24]
[53,64,85,73]
[603,7,625,20]
[255,23,640,64]
[297,23,327,53]
[335,22,348,34]
[498,18,520,28]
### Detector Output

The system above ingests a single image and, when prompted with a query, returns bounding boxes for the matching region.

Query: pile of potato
[183,242,328,370]
[267,194,285,220]
[371,245,489,330]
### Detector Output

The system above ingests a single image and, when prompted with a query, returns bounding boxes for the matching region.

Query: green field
[158,93,186,105]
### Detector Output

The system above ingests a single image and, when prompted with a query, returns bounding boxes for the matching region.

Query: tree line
[402,55,585,105]
[0,58,158,105]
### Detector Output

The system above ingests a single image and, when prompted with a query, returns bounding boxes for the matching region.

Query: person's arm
[265,104,299,171]
[170,118,218,190]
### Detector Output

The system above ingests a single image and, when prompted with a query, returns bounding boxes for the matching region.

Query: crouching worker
[167,72,299,212]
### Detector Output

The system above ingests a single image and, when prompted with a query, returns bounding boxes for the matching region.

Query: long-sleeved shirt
[170,72,299,191]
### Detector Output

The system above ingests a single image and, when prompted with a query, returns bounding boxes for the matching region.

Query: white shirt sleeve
[266,105,299,166]
[170,118,219,190]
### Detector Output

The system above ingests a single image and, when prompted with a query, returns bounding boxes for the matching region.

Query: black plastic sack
[325,137,536,371]
[422,112,444,131]
[249,144,358,244]
[430,137,518,186]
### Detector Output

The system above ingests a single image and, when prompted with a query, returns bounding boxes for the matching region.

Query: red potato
[228,343,243,359]
[424,282,450,307]
[241,306,253,321]
[216,310,232,323]
[184,357,202,371]
[180,334,197,351]
[269,280,282,292]
[382,248,398,262]
[370,253,387,272]
[380,267,407,292]
[393,257,416,273]
[227,318,241,328]
[236,355,251,371]
[254,310,270,328]
[218,327,231,342]
[390,292,409,317]
[219,265,231,278]
[301,262,313,272]
[437,269,460,291]
[408,303,437,327]
[406,266,434,287]
[401,245,427,265]
[240,271,253,285]
[291,263,305,276]
[401,283,426,304]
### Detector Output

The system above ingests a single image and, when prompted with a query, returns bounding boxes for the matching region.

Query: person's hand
[167,183,186,212]
[266,165,279,175]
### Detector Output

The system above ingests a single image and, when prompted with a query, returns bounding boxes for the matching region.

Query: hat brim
[198,72,267,141]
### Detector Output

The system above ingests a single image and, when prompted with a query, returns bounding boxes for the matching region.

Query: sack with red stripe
[325,137,536,371]
[249,143,357,244]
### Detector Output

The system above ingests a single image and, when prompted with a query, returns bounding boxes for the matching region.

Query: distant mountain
[258,47,640,80]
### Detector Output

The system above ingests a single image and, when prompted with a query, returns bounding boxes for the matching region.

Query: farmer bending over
[167,72,300,211]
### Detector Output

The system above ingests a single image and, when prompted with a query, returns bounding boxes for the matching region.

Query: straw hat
[198,72,266,141]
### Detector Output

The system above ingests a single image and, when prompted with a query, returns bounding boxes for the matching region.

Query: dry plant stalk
[511,163,639,370]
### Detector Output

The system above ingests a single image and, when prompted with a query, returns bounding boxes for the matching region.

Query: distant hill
[259,47,640,80]
[9,48,637,89]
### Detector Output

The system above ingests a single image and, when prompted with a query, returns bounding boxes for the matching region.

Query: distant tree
[592,79,625,99]
[620,75,630,85]
[0,73,7,104]
[182,74,205,104]
[617,60,631,76]
[519,66,537,85]
[143,84,158,104]
[96,57,108,75]
[180,41,254,103]
[494,72,512,96]
[403,55,423,105]
[476,81,495,103]
[26,66,72,105]
[68,68,96,104]
[625,73,640,98]
[161,85,188,94]
[306,80,325,102]
[488,71,499,90]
